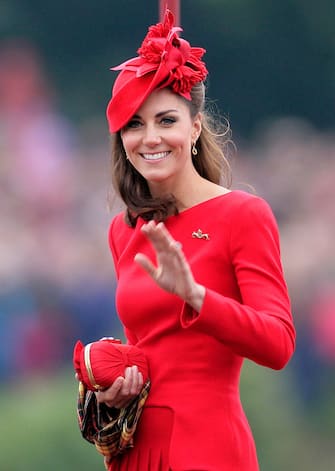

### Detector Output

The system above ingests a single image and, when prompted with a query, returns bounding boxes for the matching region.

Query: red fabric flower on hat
[106,10,208,132]
[113,9,207,100]
[137,10,182,64]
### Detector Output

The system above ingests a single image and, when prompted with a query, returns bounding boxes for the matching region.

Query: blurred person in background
[0,39,75,219]
[0,39,76,379]
[0,39,118,381]
[87,10,296,471]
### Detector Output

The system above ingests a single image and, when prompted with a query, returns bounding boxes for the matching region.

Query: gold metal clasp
[192,229,210,240]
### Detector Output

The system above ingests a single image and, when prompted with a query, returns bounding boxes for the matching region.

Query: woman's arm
[180,196,295,370]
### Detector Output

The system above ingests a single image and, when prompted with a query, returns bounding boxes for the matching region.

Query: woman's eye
[161,117,176,125]
[125,119,142,129]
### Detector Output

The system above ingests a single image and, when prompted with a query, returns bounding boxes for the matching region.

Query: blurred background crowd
[0,1,334,470]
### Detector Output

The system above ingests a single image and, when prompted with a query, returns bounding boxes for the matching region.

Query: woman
[97,10,296,471]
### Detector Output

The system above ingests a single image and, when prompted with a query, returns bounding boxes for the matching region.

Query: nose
[142,124,161,147]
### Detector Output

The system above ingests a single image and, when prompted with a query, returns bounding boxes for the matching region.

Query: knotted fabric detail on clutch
[73,337,149,391]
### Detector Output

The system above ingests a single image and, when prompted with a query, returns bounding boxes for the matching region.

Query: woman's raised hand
[134,221,205,311]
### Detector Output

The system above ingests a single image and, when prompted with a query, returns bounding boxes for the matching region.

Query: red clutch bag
[73,338,150,468]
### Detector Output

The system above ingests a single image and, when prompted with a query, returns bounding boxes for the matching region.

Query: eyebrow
[132,109,179,119]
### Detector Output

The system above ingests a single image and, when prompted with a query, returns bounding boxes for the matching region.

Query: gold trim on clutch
[84,343,102,390]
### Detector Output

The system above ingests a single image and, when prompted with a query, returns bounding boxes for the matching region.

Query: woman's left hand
[134,221,205,311]
[95,365,143,409]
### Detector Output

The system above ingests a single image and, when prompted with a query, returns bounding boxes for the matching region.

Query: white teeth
[142,151,170,160]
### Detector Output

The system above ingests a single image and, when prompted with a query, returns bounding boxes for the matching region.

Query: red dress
[108,190,295,471]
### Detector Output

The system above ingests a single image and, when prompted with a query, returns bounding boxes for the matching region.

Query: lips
[141,151,170,161]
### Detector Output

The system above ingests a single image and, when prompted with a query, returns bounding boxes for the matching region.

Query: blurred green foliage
[0,370,102,471]
[0,364,333,471]
[0,0,334,137]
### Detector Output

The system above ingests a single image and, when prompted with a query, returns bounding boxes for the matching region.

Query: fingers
[141,221,177,251]
[114,366,144,408]
[135,222,189,294]
[137,221,183,264]
[96,376,124,408]
[136,220,202,307]
[134,252,156,276]
[95,365,143,409]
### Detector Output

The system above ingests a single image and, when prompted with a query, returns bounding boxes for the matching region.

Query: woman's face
[120,88,201,195]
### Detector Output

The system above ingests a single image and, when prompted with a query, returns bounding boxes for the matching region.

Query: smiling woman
[119,88,202,198]
[111,80,232,226]
[76,9,296,471]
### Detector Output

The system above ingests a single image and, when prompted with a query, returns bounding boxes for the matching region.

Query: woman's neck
[149,173,229,212]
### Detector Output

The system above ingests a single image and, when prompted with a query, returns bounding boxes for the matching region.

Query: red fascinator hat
[73,338,149,391]
[106,9,208,133]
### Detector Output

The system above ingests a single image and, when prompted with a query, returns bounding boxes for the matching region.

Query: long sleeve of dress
[180,196,296,370]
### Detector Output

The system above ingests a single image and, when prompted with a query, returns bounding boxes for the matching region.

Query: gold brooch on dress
[192,229,210,240]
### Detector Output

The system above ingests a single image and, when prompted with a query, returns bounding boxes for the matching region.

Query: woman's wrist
[184,283,206,312]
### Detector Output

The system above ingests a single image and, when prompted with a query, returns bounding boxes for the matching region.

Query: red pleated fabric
[107,406,174,471]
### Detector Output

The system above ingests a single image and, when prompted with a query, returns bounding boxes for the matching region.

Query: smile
[141,151,170,161]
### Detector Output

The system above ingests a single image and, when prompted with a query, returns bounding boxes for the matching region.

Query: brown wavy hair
[109,82,232,227]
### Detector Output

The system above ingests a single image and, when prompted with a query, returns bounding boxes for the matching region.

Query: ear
[192,112,202,141]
